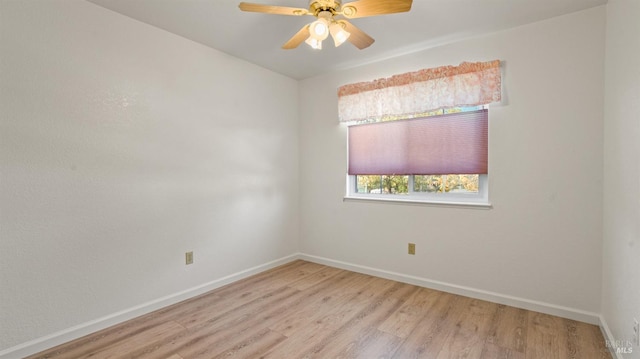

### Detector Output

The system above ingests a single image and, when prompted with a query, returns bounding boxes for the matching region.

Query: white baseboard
[299,253,601,325]
[600,315,624,359]
[0,253,301,359]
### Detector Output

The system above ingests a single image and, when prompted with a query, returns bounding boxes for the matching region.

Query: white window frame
[343,105,491,208]
[345,174,490,207]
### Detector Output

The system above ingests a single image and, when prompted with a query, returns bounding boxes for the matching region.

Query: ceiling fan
[238,0,413,50]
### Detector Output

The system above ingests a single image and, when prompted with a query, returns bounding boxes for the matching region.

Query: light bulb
[329,22,351,47]
[309,19,329,40]
[305,36,322,50]
[312,22,327,37]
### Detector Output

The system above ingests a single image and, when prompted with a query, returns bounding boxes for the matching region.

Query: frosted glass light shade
[305,36,322,50]
[330,22,350,47]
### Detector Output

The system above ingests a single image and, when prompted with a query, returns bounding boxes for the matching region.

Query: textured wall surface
[602,0,640,356]
[0,0,299,351]
[299,7,605,314]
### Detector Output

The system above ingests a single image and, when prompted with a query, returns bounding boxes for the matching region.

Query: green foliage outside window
[356,174,478,194]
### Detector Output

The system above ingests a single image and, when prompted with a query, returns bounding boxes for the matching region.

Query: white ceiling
[87,0,606,80]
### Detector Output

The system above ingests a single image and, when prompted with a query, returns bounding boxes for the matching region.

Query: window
[345,108,489,206]
[338,60,501,206]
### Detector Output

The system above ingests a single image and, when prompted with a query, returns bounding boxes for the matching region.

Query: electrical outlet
[408,243,416,255]
[185,251,194,265]
[633,318,639,346]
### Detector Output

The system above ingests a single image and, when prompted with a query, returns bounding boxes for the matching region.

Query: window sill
[343,196,492,209]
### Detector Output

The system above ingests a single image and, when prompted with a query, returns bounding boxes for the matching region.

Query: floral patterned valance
[337,60,502,123]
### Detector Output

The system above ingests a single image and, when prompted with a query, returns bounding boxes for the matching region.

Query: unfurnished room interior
[0,0,638,358]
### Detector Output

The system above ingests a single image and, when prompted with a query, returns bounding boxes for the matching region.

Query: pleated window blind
[348,109,488,176]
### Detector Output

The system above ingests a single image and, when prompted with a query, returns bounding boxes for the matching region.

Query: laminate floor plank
[479,343,526,359]
[26,293,217,359]
[175,269,359,358]
[378,287,441,338]
[295,282,419,358]
[261,276,397,358]
[206,260,315,300]
[287,265,344,291]
[331,327,404,359]
[131,286,302,359]
[209,328,287,359]
[252,261,326,291]
[27,260,612,359]
[565,319,613,359]
[525,311,566,359]
[485,304,528,353]
[163,268,366,359]
[268,272,378,337]
[435,298,499,359]
[390,292,465,358]
[77,321,186,359]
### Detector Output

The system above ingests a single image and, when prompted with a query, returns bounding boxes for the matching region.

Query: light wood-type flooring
[29,260,612,359]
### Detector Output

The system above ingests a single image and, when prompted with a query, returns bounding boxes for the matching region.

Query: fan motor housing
[309,0,341,15]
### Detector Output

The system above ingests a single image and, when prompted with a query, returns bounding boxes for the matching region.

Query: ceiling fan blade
[340,20,374,49]
[238,2,310,16]
[340,0,412,19]
[282,25,310,49]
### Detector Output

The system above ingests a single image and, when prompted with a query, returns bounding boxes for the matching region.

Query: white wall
[0,0,298,353]
[602,0,640,356]
[299,7,605,316]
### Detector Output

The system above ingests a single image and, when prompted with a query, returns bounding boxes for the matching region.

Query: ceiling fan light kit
[306,10,346,49]
[238,0,412,50]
